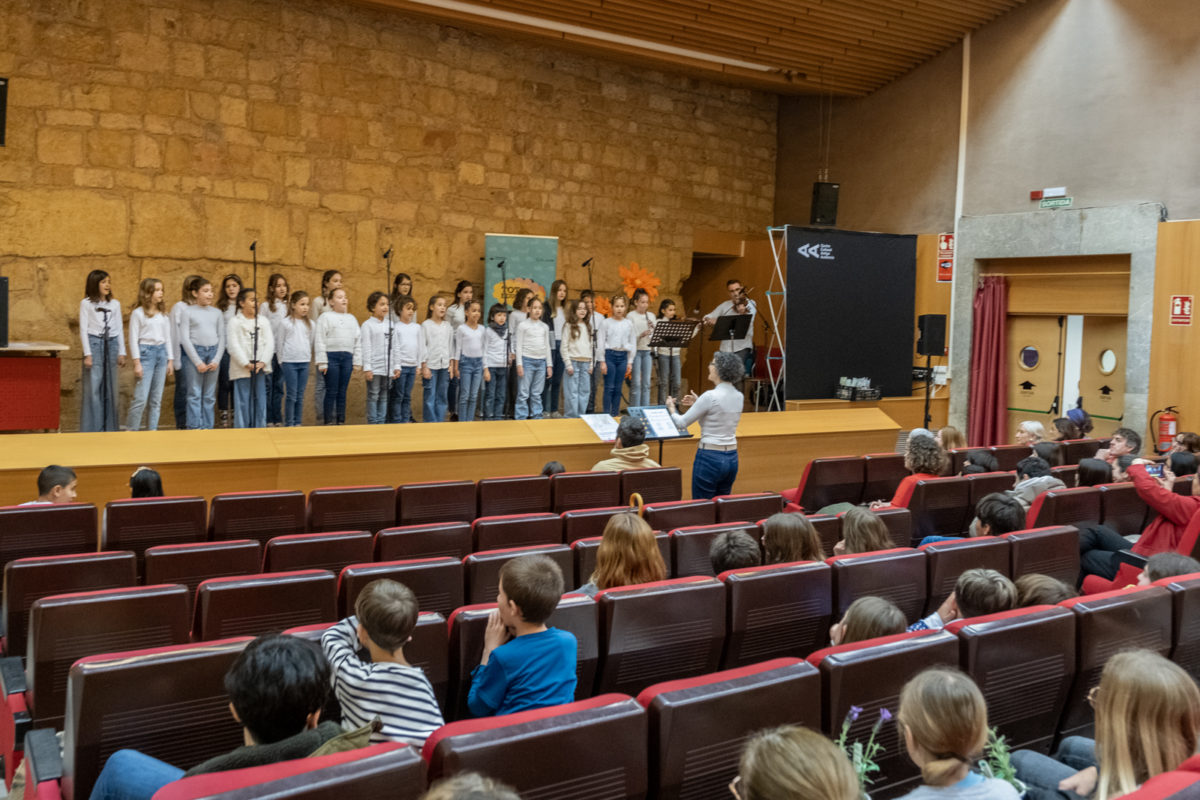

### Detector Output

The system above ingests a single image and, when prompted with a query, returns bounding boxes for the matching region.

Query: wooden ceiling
[359,0,1029,95]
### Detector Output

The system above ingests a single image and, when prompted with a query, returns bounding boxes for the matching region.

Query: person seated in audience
[960,463,989,476]
[589,415,660,472]
[834,506,893,555]
[761,512,825,563]
[961,449,999,474]
[908,568,1017,631]
[1008,456,1065,513]
[321,579,443,745]
[540,460,565,476]
[1075,457,1113,487]
[1068,406,1094,437]
[1052,417,1082,441]
[904,427,936,451]
[421,772,521,800]
[576,512,666,597]
[1015,573,1077,606]
[896,668,1021,800]
[1170,431,1200,455]
[89,634,371,800]
[21,464,77,506]
[1096,426,1141,464]
[936,491,1025,546]
[1137,552,1200,586]
[710,530,762,574]
[1015,420,1045,447]
[734,724,860,800]
[1012,649,1200,800]
[936,426,966,451]
[871,436,948,509]
[1111,454,1135,482]
[469,555,578,717]
[1033,441,1061,466]
[129,466,163,498]
[1170,450,1199,477]
[829,596,906,646]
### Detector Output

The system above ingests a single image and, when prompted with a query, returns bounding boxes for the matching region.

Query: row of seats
[20,572,1200,800]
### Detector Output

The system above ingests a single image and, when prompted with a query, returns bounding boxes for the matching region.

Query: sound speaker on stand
[810,182,839,226]
[917,314,946,357]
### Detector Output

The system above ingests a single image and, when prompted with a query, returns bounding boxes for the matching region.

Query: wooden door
[1077,317,1127,438]
[1007,316,1063,442]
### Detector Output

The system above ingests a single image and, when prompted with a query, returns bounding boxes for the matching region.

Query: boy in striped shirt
[321,579,444,745]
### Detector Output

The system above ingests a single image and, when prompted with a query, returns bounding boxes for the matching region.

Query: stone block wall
[0,0,776,427]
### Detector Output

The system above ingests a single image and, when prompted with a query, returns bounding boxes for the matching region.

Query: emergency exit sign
[1039,197,1073,209]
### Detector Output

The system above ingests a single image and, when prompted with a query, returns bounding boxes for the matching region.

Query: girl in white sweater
[227,288,276,429]
[169,275,202,430]
[561,299,594,419]
[451,299,485,421]
[514,296,552,420]
[260,273,289,426]
[127,278,173,431]
[598,294,635,417]
[314,288,361,425]
[79,269,127,432]
[360,292,401,425]
[276,291,313,426]
[422,295,453,422]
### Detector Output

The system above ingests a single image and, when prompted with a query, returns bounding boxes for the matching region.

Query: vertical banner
[937,232,954,282]
[785,226,916,399]
[483,234,559,308]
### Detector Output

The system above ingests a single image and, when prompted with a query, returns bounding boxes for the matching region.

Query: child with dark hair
[360,292,400,425]
[540,460,566,476]
[710,530,762,574]
[129,466,163,498]
[1015,573,1077,606]
[1076,457,1114,487]
[79,269,127,431]
[388,294,425,424]
[1138,552,1200,585]
[909,568,1017,631]
[23,465,77,506]
[482,303,511,420]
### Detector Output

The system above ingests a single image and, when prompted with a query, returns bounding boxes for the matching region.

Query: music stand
[709,314,751,344]
[626,405,694,463]
[648,318,701,351]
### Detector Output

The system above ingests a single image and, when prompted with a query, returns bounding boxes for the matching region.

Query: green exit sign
[1039,196,1073,209]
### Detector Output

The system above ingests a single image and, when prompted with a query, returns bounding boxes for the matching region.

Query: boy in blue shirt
[468,555,577,717]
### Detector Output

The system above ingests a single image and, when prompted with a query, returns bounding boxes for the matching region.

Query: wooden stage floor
[0,409,903,507]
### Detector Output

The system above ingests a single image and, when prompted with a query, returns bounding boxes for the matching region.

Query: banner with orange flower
[619,262,662,302]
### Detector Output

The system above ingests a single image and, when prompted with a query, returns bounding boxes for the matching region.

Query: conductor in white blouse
[666,351,745,500]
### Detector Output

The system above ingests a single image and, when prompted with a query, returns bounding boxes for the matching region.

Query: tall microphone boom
[581,257,594,267]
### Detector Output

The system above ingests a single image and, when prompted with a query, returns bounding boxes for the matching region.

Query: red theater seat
[875,506,914,549]
[0,504,97,566]
[714,492,783,523]
[620,467,682,505]
[471,513,562,551]
[990,444,1034,472]
[1160,573,1200,681]
[263,531,374,575]
[550,471,622,513]
[143,540,262,612]
[207,490,305,546]
[338,558,463,618]
[719,561,832,668]
[1003,526,1080,586]
[476,475,550,517]
[194,570,337,641]
[670,522,756,578]
[463,545,573,605]
[306,485,394,534]
[785,456,864,512]
[562,505,631,544]
[1060,438,1102,465]
[1026,486,1102,530]
[374,522,473,562]
[863,453,908,504]
[103,496,207,567]
[827,548,928,621]
[907,477,971,540]
[1099,482,1150,537]
[920,536,1011,615]
[643,499,715,532]
[572,533,671,589]
[395,480,476,526]
[965,471,1018,516]
[807,513,841,555]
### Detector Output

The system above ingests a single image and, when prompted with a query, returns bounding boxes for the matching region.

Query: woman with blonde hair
[829,595,907,645]
[1015,420,1045,446]
[1012,649,1200,800]
[835,506,894,555]
[732,724,859,800]
[576,512,666,597]
[896,668,1020,799]
[761,512,824,564]
[938,426,967,452]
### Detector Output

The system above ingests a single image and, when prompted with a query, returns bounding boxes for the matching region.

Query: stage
[0,409,904,508]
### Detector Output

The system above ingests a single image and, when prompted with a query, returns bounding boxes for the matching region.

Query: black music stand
[709,314,751,345]
[649,318,701,399]
[626,405,694,464]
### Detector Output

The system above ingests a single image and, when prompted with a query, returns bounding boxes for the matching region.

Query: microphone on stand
[581,257,594,268]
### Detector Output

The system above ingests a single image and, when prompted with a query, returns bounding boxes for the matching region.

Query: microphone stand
[249,240,260,428]
[97,306,113,431]
[383,245,395,424]
[499,259,513,420]
[583,257,596,413]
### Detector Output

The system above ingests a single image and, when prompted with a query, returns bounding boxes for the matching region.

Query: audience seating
[194,570,337,640]
[306,486,394,534]
[1052,464,1079,484]
[1060,438,1103,465]
[719,561,832,668]
[1118,753,1200,799]
[920,537,1011,615]
[102,497,207,567]
[476,475,550,517]
[1026,486,1102,531]
[562,505,631,544]
[339,558,463,618]
[828,548,928,621]
[550,472,622,513]
[785,457,864,511]
[572,534,672,589]
[948,448,969,475]
[965,471,1017,515]
[422,694,648,799]
[1099,482,1150,537]
[471,513,562,551]
[262,531,374,575]
[620,467,682,505]
[670,522,756,578]
[594,577,725,696]
[1003,526,1080,586]
[714,492,783,523]
[374,522,473,562]
[1161,573,1200,681]
[863,453,908,503]
[637,658,821,800]
[395,480,476,526]
[207,490,305,546]
[807,513,841,555]
[990,444,1034,471]
[1037,442,1065,466]
[463,545,573,605]
[143,540,262,612]
[643,500,715,532]
[875,506,914,549]
[907,477,971,541]
[0,504,98,568]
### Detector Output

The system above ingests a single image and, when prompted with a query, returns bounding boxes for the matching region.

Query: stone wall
[0,0,776,427]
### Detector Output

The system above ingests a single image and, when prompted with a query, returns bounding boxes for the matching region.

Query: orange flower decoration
[593,295,613,317]
[491,276,545,305]
[619,262,661,302]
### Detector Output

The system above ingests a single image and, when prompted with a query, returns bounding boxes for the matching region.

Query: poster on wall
[483,234,559,308]
[937,233,954,282]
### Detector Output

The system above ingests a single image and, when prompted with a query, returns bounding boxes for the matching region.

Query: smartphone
[1145,463,1165,478]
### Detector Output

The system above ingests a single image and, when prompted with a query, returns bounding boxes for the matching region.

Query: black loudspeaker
[810,181,839,226]
[917,314,946,356]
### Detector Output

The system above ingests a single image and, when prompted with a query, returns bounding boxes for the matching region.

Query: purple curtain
[968,276,1008,447]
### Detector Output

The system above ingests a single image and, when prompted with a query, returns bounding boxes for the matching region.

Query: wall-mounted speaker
[810,181,839,226]
[917,313,946,357]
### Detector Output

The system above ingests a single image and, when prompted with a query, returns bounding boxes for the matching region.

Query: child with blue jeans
[451,300,485,421]
[389,294,425,423]
[361,292,400,425]
[276,292,313,426]
[514,297,551,420]
[181,279,225,430]
[598,294,635,417]
[127,279,173,431]
[314,288,361,425]
[482,304,510,420]
[628,289,655,408]
[422,296,453,422]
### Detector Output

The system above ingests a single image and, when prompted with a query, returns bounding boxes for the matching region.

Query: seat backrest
[306,485,395,534]
[62,637,251,800]
[0,504,97,565]
[874,506,913,549]
[637,658,821,800]
[476,475,550,517]
[338,558,463,618]
[948,448,970,476]
[572,534,672,591]
[1160,573,1200,682]
[194,570,337,641]
[907,477,971,540]
[262,531,374,574]
[828,548,928,621]
[719,561,832,669]
[595,577,725,696]
[1059,586,1174,739]
[644,500,716,532]
[1061,438,1102,465]
[463,545,574,604]
[796,457,865,510]
[550,472,622,513]
[3,551,137,660]
[919,536,1011,615]
[807,631,959,795]
[1037,442,1065,466]
[1052,464,1079,485]
[152,742,426,800]
[1099,482,1150,537]
[422,694,647,799]
[471,513,563,551]
[990,444,1034,471]
[207,491,306,546]
[1027,486,1102,530]
[562,505,634,545]
[620,467,682,505]
[807,513,841,555]
[103,496,207,567]
[672,522,758,579]
[143,540,262,612]
[1003,526,1080,585]
[965,471,1018,515]
[948,606,1076,753]
[714,492,784,523]
[29,584,192,729]
[374,522,473,562]
[395,480,477,526]
[862,453,908,503]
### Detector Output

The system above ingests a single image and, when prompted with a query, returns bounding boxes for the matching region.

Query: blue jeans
[549,341,564,414]
[423,367,450,422]
[266,355,283,425]
[389,366,417,423]
[232,375,267,428]
[281,362,308,426]
[564,360,592,418]
[314,369,326,424]
[631,349,652,407]
[89,748,185,800]
[656,353,681,404]
[484,366,508,420]
[457,357,483,421]
[692,447,738,499]
[1012,737,1096,800]
[516,357,546,419]
[172,344,190,429]
[81,334,120,432]
[366,374,389,424]
[603,349,628,416]
[127,343,169,431]
[184,344,218,430]
[323,351,353,424]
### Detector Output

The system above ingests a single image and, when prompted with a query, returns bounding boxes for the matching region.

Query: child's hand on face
[481,609,510,663]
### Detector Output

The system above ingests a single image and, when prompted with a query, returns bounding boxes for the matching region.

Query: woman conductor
[666,351,745,499]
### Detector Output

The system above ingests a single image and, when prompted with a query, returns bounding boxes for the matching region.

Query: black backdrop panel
[785,226,916,399]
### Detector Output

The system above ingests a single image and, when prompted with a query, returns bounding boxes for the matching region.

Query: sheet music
[641,406,683,439]
[581,414,619,442]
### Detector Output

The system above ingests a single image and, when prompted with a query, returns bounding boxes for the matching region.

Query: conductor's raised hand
[680,391,699,407]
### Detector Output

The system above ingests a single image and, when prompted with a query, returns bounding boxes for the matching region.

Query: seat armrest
[0,659,24,697]
[24,728,62,784]
[1116,549,1149,569]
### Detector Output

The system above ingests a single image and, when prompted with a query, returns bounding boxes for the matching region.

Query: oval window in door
[1019,346,1040,370]
[1099,348,1118,375]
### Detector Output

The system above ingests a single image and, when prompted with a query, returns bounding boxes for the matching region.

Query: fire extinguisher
[1150,406,1180,454]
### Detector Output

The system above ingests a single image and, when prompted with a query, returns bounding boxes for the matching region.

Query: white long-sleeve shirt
[484,325,509,369]
[630,310,656,352]
[314,311,362,369]
[394,320,426,368]
[276,317,313,364]
[170,301,191,355]
[447,303,467,331]
[551,307,567,342]
[705,299,757,352]
[227,313,276,379]
[452,323,485,361]
[79,299,127,357]
[669,382,742,447]
[361,317,402,374]
[562,322,594,362]
[309,294,330,322]
[515,318,551,361]
[259,300,288,347]
[597,316,635,358]
[422,319,453,370]
[181,305,226,367]
[128,308,173,361]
